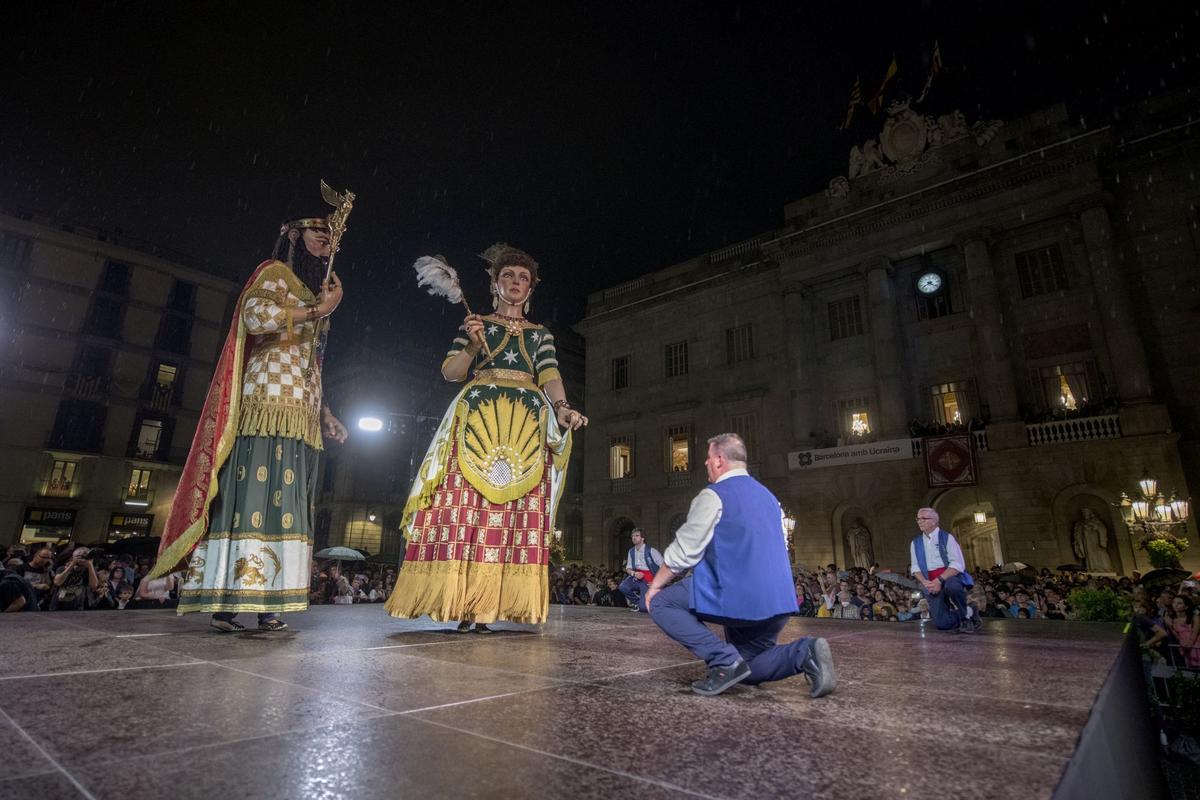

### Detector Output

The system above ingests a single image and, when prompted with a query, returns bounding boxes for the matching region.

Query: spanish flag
[867,57,898,114]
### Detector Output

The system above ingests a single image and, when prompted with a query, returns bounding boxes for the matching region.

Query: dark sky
[3,2,1198,351]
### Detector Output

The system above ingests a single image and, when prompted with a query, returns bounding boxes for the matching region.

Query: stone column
[783,284,823,447]
[1079,205,1153,402]
[865,257,909,437]
[961,234,1020,420]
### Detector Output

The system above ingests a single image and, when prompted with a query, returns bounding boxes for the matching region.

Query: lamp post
[1117,469,1191,569]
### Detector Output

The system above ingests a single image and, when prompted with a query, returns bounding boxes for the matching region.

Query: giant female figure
[386,245,587,631]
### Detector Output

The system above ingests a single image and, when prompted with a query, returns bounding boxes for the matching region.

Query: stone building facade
[576,93,1199,575]
[0,212,238,547]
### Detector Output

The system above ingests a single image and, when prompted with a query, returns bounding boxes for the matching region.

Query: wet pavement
[0,605,1126,799]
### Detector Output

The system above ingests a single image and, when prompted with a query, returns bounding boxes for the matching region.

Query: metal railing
[39,478,74,498]
[666,471,697,488]
[1026,414,1121,446]
[610,477,634,493]
[63,373,111,400]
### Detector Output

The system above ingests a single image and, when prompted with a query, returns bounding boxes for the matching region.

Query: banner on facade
[924,434,978,488]
[788,438,912,471]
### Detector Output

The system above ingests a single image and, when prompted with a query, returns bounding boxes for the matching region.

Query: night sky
[4,2,1198,353]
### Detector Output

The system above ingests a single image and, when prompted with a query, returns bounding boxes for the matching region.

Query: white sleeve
[948,535,966,573]
[650,548,663,565]
[910,540,920,577]
[625,549,633,571]
[662,489,722,572]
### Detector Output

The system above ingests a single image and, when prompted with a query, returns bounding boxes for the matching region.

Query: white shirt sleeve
[947,534,966,573]
[625,549,634,571]
[910,540,920,577]
[662,489,723,572]
[650,547,663,566]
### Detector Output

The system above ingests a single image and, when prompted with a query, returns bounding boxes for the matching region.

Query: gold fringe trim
[384,560,548,624]
[238,401,323,450]
[176,602,309,615]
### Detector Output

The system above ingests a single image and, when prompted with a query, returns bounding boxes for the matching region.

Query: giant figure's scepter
[320,179,355,284]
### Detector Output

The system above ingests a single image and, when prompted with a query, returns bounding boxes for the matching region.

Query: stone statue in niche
[1072,508,1114,573]
[845,518,875,569]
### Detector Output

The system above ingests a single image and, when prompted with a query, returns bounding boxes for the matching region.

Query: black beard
[293,249,327,296]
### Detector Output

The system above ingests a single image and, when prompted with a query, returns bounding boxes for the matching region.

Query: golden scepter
[320,179,355,284]
[304,180,354,382]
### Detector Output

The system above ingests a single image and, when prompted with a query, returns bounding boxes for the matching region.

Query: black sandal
[210,619,245,633]
[257,618,288,632]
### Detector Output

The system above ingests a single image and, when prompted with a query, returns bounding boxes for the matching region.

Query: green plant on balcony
[1138,531,1190,569]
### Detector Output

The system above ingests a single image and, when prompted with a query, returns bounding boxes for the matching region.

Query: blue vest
[690,475,799,621]
[627,544,659,575]
[912,529,974,588]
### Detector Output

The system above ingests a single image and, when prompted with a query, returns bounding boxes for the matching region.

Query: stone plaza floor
[0,605,1129,799]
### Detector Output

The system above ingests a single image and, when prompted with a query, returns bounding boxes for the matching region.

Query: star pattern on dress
[486,324,499,336]
[530,330,541,342]
[530,396,541,407]
[502,349,519,365]
[487,383,498,390]
[468,389,481,399]
[517,387,527,394]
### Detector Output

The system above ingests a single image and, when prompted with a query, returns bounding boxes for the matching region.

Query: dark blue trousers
[649,577,812,686]
[926,574,969,630]
[619,575,648,611]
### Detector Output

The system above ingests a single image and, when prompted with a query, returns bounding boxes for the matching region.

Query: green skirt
[177,435,318,614]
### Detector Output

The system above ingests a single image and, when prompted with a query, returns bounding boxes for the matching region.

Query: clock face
[916,272,943,294]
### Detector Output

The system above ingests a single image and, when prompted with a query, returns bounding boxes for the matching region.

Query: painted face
[494,265,532,305]
[301,227,332,259]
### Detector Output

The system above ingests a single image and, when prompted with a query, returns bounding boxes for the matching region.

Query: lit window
[929,381,974,425]
[609,436,633,479]
[45,460,77,497]
[135,419,164,459]
[836,398,871,438]
[127,468,152,499]
[1037,362,1095,411]
[155,364,177,387]
[666,425,691,472]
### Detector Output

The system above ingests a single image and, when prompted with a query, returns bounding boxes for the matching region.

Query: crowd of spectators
[795,563,1135,621]
[2,542,170,612]
[549,564,630,608]
[5,539,1196,665]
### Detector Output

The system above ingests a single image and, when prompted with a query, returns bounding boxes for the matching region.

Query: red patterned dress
[385,317,571,624]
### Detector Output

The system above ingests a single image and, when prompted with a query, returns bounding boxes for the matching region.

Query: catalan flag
[840,77,862,130]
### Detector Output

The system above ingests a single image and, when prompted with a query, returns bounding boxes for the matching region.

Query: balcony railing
[909,430,989,457]
[667,470,698,489]
[122,486,155,507]
[144,381,176,412]
[39,478,74,498]
[1026,414,1121,446]
[610,477,634,493]
[63,373,111,400]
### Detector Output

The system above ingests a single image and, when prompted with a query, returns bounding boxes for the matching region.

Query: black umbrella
[876,571,922,592]
[1056,563,1085,572]
[1139,567,1191,589]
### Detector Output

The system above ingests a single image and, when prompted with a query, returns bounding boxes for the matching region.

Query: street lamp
[1117,469,1191,570]
[358,416,384,432]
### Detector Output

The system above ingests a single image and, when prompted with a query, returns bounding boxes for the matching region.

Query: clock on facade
[916,271,943,294]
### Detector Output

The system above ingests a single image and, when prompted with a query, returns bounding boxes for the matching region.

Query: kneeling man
[646,433,836,697]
